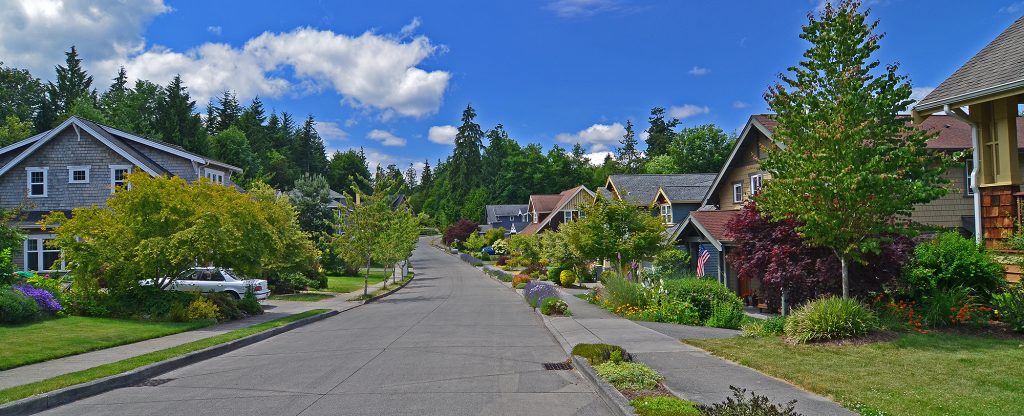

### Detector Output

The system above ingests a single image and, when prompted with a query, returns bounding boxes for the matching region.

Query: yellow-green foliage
[559,269,577,287]
[171,297,219,322]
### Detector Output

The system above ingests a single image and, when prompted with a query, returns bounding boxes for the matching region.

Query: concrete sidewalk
[548,288,857,415]
[0,276,401,392]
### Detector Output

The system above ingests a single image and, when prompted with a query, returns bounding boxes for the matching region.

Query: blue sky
[3,0,1023,170]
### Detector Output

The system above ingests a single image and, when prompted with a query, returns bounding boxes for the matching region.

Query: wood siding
[912,165,973,229]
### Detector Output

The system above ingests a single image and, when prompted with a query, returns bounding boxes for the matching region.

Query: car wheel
[226,291,240,300]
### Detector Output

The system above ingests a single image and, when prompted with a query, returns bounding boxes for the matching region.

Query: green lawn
[325,271,389,293]
[0,309,329,405]
[268,293,334,302]
[686,333,1024,416]
[0,317,210,370]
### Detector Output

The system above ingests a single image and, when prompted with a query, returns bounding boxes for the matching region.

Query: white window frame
[965,160,975,197]
[67,165,90,184]
[750,174,763,196]
[564,209,580,222]
[732,182,743,203]
[110,164,131,193]
[204,168,225,185]
[26,167,48,198]
[660,203,674,225]
[23,235,66,272]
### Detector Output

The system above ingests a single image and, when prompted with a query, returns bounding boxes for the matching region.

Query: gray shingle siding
[130,141,202,182]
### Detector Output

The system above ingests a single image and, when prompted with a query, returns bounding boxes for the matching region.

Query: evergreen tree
[292,173,335,235]
[758,0,948,297]
[420,159,433,188]
[154,75,206,154]
[644,107,679,157]
[669,124,734,173]
[212,90,242,134]
[327,149,372,195]
[404,163,418,189]
[238,97,270,157]
[0,62,43,134]
[47,46,96,118]
[449,104,484,196]
[209,126,256,176]
[616,120,643,173]
[291,115,328,175]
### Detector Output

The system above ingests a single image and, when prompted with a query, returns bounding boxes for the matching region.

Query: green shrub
[594,361,663,391]
[631,396,701,416]
[784,297,878,343]
[571,343,630,365]
[631,298,701,325]
[514,282,526,289]
[547,265,566,282]
[917,286,972,327]
[238,291,264,316]
[992,284,1024,332]
[491,239,510,255]
[269,272,313,294]
[205,293,243,321]
[903,232,1005,298]
[0,287,38,324]
[699,386,801,416]
[478,252,491,261]
[742,316,786,337]
[705,301,745,329]
[559,270,577,287]
[170,297,220,322]
[663,278,743,322]
[541,297,569,315]
[653,249,691,276]
[603,273,650,309]
[104,286,194,319]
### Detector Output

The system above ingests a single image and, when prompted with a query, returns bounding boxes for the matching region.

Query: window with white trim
[110,165,131,193]
[24,236,65,272]
[26,167,47,197]
[204,168,225,185]
[563,209,580,222]
[67,165,90,184]
[660,204,673,225]
[965,160,975,196]
[750,174,763,196]
[732,182,743,203]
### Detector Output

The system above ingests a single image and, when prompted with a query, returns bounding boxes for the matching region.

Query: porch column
[971,97,1021,246]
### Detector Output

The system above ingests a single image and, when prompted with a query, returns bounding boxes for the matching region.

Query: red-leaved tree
[443,219,479,245]
[727,202,912,310]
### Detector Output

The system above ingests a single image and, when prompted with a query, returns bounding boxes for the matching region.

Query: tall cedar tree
[420,159,432,188]
[48,47,96,117]
[449,105,484,197]
[644,107,679,158]
[758,0,948,297]
[292,115,328,175]
[154,75,207,154]
[616,120,643,173]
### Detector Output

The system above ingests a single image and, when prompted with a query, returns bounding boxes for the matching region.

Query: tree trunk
[364,257,371,297]
[780,289,788,316]
[840,255,849,299]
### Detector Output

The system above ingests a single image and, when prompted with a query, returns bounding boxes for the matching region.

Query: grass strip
[355,273,414,300]
[0,309,329,405]
[268,293,334,302]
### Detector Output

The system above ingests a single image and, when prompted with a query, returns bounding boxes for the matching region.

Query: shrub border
[0,309,339,416]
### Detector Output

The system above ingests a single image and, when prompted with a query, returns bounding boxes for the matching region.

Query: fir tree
[644,107,679,157]
[449,104,484,197]
[616,120,643,173]
[154,75,206,154]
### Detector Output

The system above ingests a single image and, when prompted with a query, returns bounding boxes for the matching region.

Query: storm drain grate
[543,362,572,371]
[137,378,174,387]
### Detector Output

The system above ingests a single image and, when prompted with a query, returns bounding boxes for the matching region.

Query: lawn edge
[362,271,415,304]
[0,309,339,416]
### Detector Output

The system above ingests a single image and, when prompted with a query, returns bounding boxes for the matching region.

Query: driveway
[38,237,612,416]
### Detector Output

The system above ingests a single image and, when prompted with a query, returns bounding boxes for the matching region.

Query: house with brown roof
[912,16,1024,251]
[670,113,1013,299]
[519,185,596,235]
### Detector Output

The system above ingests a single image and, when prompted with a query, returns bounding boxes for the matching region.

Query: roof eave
[914,80,1024,118]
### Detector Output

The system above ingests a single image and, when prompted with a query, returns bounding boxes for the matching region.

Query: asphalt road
[38,238,612,416]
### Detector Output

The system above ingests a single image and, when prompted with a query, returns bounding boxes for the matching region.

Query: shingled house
[603,174,716,238]
[483,204,530,234]
[520,186,595,235]
[0,116,242,272]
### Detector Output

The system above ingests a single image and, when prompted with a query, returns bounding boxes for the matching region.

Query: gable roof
[528,194,562,213]
[486,204,528,224]
[606,174,716,206]
[0,116,242,178]
[653,185,711,205]
[522,185,595,235]
[672,210,739,251]
[915,16,1024,115]
[919,114,1024,150]
[701,115,777,206]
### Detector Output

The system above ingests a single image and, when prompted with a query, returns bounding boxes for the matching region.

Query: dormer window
[27,167,47,197]
[204,168,225,185]
[660,203,673,225]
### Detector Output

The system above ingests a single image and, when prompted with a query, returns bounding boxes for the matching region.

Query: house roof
[519,222,542,235]
[0,116,243,178]
[485,204,528,224]
[521,185,595,235]
[528,194,563,213]
[654,185,711,204]
[606,174,716,205]
[701,115,777,206]
[673,210,740,251]
[918,114,1024,150]
[915,16,1024,114]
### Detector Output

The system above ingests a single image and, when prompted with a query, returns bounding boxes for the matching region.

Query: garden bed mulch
[785,330,900,347]
[933,322,1024,340]
[619,382,675,401]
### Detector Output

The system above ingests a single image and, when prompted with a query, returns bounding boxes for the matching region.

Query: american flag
[696,244,711,277]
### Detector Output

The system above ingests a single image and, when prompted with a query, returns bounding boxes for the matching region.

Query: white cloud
[584,151,613,166]
[556,122,626,152]
[0,0,170,77]
[688,66,709,76]
[0,8,450,118]
[207,26,222,36]
[315,121,348,142]
[428,125,457,145]
[399,17,421,38]
[732,101,750,109]
[668,104,710,120]
[639,131,650,141]
[546,0,619,17]
[367,129,407,147]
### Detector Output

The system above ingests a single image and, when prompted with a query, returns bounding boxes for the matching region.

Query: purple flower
[13,284,61,313]
[523,281,560,307]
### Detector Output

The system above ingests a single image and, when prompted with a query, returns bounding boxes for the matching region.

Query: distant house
[520,186,596,235]
[603,174,716,241]
[0,116,242,272]
[484,204,529,234]
[672,113,1023,299]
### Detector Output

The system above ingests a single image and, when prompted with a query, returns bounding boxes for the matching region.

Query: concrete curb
[362,273,416,304]
[0,309,340,416]
[572,356,637,416]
